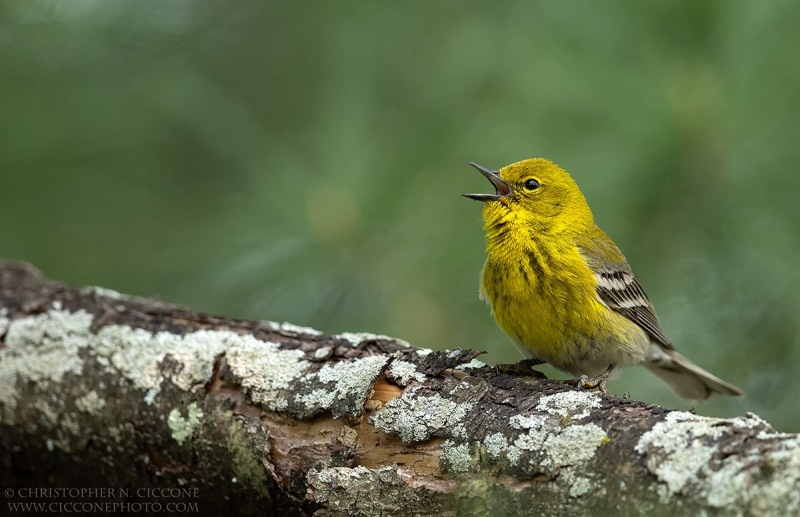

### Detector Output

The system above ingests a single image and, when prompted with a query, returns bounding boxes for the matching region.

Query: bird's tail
[646,345,744,402]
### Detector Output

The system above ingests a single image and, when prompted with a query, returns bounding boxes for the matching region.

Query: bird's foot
[572,364,615,394]
[495,358,547,378]
[577,375,609,393]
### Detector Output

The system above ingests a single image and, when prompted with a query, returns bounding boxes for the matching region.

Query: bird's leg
[495,358,547,378]
[575,364,615,393]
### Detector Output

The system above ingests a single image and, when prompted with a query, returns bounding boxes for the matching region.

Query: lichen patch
[168,402,204,445]
[75,390,106,414]
[93,326,237,397]
[636,411,800,514]
[386,359,426,385]
[225,335,309,411]
[371,389,474,442]
[541,424,608,468]
[483,432,510,459]
[440,440,474,474]
[569,476,592,498]
[334,332,410,349]
[308,465,449,515]
[2,309,93,384]
[636,412,730,495]
[1,310,94,421]
[80,286,128,300]
[292,355,390,419]
[265,321,323,336]
[535,391,601,421]
[481,407,608,502]
[0,307,315,417]
[2,306,395,422]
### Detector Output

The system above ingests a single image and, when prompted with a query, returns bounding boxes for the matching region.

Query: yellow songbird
[464,158,743,401]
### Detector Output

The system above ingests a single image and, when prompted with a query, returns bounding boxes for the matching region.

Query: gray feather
[578,242,672,347]
[647,345,744,401]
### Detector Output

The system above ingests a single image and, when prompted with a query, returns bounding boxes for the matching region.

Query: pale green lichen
[318,355,387,388]
[143,389,158,406]
[2,309,93,384]
[508,415,608,467]
[541,424,607,467]
[535,391,601,421]
[310,465,453,515]
[32,397,83,452]
[0,307,347,419]
[335,332,410,348]
[387,359,426,384]
[94,326,241,396]
[93,325,171,392]
[372,388,474,442]
[296,355,389,417]
[748,438,800,515]
[55,415,82,451]
[265,320,323,336]
[486,409,607,500]
[311,465,373,497]
[1,310,94,421]
[309,465,408,513]
[509,414,548,434]
[637,412,722,496]
[297,388,336,409]
[75,390,107,414]
[33,399,61,426]
[80,286,128,300]
[215,334,310,411]
[636,411,800,513]
[483,432,510,459]
[441,440,474,474]
[93,319,311,408]
[168,402,204,445]
[516,418,605,500]
[569,476,592,498]
[156,330,234,391]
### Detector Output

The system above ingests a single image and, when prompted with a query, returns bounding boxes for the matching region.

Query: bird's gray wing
[577,235,673,348]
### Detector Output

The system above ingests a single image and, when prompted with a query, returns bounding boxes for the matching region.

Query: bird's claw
[577,374,609,393]
[571,364,615,394]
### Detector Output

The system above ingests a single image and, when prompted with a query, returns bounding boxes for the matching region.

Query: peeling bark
[0,262,798,516]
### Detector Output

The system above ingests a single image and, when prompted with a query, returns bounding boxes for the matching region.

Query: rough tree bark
[0,262,797,516]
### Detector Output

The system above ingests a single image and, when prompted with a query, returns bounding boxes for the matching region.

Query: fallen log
[0,262,797,516]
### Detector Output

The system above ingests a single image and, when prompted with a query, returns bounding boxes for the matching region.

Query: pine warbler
[464,158,743,401]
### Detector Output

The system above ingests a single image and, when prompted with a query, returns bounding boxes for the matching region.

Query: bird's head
[464,158,594,234]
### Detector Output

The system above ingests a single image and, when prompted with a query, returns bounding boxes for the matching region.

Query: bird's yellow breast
[480,222,637,375]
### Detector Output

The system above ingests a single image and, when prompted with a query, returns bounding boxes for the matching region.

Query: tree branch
[0,262,797,516]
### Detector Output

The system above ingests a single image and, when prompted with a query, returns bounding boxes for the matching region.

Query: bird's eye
[524,178,540,191]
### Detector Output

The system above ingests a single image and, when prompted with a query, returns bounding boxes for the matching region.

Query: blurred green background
[2,1,799,429]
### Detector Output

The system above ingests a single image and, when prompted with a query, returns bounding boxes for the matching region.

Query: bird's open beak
[463,162,512,201]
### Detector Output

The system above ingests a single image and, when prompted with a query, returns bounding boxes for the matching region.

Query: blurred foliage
[1,0,799,429]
